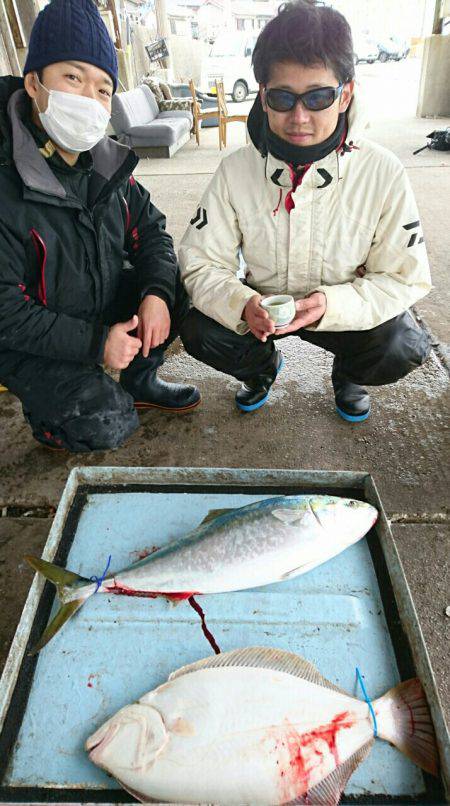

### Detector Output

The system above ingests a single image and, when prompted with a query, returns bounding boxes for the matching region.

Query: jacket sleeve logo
[190,207,208,230]
[403,220,424,248]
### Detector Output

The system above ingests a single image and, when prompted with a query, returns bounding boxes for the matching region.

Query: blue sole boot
[235,351,284,413]
[335,404,371,423]
[332,366,370,422]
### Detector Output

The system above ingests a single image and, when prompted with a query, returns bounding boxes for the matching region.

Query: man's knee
[377,312,431,382]
[180,307,277,381]
[180,307,250,367]
[26,367,140,452]
[64,406,139,452]
[31,404,139,453]
[343,312,431,386]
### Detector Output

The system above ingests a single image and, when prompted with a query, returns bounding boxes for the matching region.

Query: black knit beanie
[23,0,118,93]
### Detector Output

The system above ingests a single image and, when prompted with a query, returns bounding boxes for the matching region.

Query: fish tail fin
[374,678,439,776]
[25,555,92,653]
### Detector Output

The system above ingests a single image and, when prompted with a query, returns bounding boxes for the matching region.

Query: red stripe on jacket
[30,228,48,306]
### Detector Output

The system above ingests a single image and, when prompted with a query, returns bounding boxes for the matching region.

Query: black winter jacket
[0,76,178,364]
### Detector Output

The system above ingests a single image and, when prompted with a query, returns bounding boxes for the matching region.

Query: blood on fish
[129,545,160,562]
[188,596,221,655]
[278,711,354,796]
[104,584,221,655]
[105,582,195,602]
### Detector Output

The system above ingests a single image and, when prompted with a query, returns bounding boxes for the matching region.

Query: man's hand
[276,292,327,334]
[103,315,142,370]
[243,294,276,342]
[137,295,171,358]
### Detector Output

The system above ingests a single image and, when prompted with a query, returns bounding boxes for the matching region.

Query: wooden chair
[188,79,219,146]
[216,80,248,150]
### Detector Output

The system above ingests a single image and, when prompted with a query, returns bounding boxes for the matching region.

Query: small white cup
[261,294,296,328]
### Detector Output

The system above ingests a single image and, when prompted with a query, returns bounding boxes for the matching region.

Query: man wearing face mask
[0,0,200,452]
[179,0,431,420]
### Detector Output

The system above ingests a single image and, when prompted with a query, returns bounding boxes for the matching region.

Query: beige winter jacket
[179,93,431,334]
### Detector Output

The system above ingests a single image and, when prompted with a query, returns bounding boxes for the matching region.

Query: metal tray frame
[0,466,448,805]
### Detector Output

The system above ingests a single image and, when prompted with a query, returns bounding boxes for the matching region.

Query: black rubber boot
[132,372,201,412]
[235,350,283,412]
[121,351,201,413]
[332,364,370,423]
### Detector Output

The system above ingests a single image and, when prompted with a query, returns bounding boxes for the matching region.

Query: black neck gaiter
[266,112,346,166]
[247,93,347,167]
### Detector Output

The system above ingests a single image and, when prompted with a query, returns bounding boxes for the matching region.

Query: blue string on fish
[90,554,112,593]
[356,666,378,737]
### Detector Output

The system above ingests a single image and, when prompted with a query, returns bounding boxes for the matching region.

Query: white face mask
[34,76,111,154]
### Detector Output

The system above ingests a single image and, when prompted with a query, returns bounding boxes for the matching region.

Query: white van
[200,32,258,102]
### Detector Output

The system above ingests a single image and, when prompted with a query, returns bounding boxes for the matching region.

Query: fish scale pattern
[24,0,118,92]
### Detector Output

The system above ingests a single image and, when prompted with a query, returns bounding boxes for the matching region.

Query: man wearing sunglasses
[179,0,431,421]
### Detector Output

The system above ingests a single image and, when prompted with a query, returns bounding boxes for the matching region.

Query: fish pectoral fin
[281,565,307,580]
[287,739,374,805]
[271,508,306,525]
[169,647,347,694]
[198,508,234,526]
[281,556,324,579]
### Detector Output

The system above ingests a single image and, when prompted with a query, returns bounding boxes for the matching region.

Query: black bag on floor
[414,127,450,154]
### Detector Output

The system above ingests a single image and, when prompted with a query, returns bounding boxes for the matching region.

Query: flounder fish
[86,646,438,805]
[26,495,377,651]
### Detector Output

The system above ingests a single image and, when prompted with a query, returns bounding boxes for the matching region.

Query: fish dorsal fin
[169,647,348,695]
[271,508,306,525]
[288,739,374,805]
[199,508,234,526]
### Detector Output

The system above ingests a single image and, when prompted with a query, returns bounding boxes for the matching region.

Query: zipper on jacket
[81,207,104,312]
[120,193,131,233]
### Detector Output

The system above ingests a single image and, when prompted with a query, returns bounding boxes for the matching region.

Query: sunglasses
[265,84,344,113]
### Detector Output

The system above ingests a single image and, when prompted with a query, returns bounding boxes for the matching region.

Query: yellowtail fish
[26,495,377,652]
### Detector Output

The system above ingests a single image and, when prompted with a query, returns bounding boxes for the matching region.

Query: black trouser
[180,308,431,388]
[0,272,190,452]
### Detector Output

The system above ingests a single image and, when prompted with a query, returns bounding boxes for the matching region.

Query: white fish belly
[121,668,373,804]
[114,510,345,594]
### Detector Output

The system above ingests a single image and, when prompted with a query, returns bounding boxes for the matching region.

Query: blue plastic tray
[0,467,447,804]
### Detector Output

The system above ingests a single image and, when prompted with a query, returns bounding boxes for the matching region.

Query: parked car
[200,32,258,102]
[377,36,410,62]
[353,35,379,64]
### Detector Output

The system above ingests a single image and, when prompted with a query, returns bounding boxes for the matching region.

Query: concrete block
[417,35,450,117]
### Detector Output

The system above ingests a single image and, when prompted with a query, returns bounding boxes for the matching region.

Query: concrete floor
[0,60,449,761]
